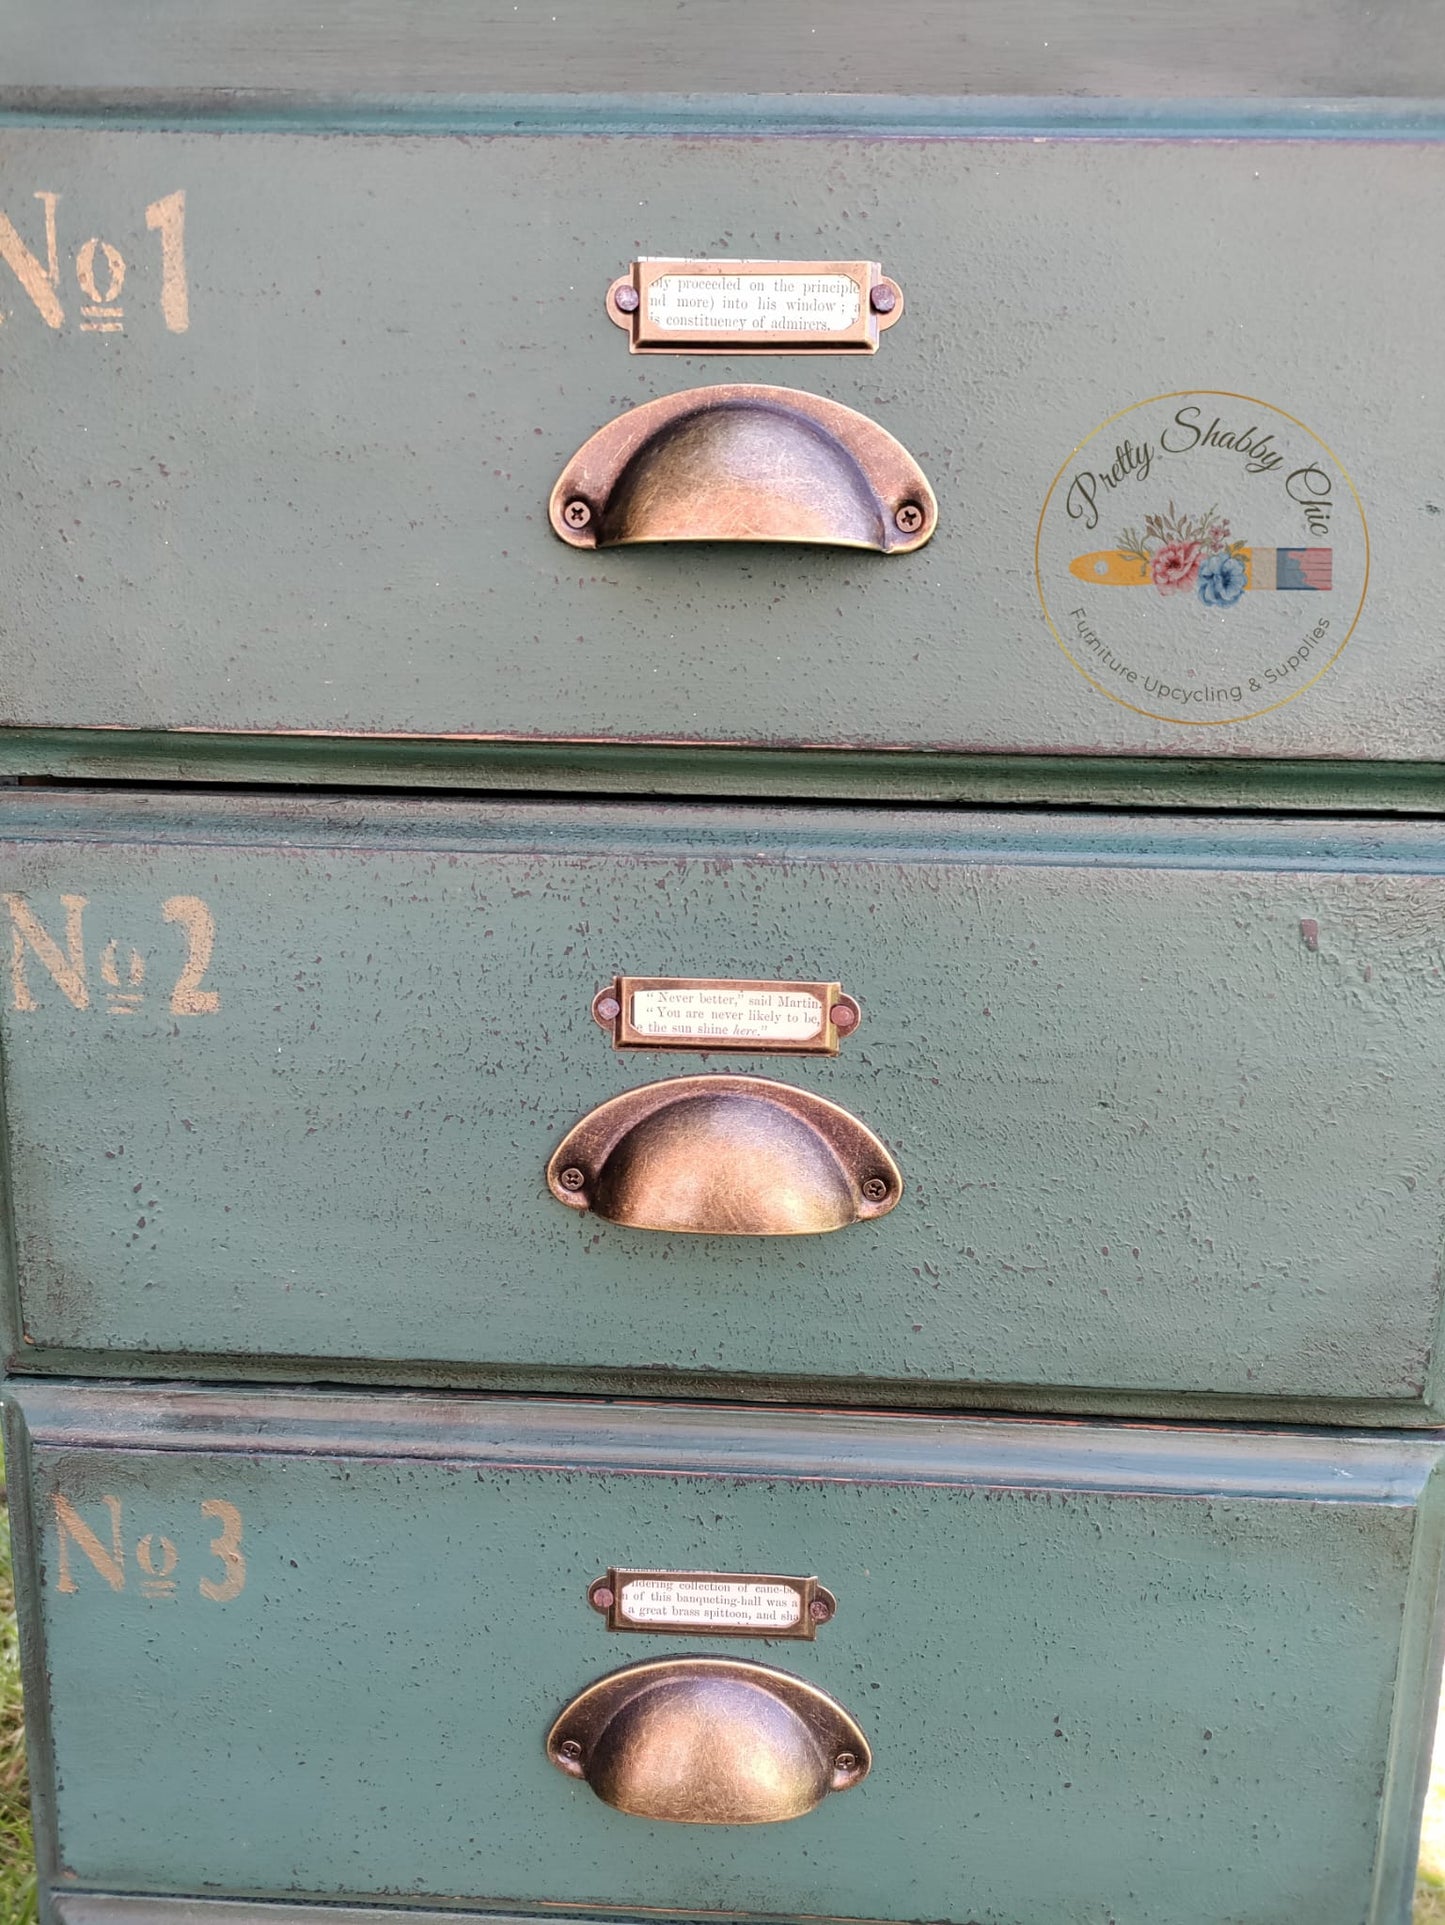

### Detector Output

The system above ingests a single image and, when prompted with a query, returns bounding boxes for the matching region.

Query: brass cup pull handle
[548,1657,872,1825]
[546,1074,902,1236]
[549,384,936,552]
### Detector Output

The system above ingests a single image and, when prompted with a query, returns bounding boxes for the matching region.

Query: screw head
[595,994,621,1022]
[829,1002,858,1031]
[612,284,641,313]
[894,502,924,535]
[563,498,593,530]
[862,1176,889,1203]
[869,282,898,314]
[558,1739,584,1763]
[589,1582,615,1610]
[558,1166,587,1192]
[834,1750,858,1773]
[808,1596,834,1623]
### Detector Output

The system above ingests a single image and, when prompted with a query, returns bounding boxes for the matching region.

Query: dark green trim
[5,729,1445,813]
[14,1378,1442,1501]
[6,1348,1440,1431]
[1373,1466,1445,1922]
[0,1398,62,1908]
[12,785,1445,869]
[51,1903,861,1925]
[3,91,1445,140]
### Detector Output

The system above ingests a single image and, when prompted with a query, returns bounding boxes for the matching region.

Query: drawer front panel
[8,0,1445,96]
[0,124,1441,770]
[4,790,1445,1419]
[7,1383,1443,1925]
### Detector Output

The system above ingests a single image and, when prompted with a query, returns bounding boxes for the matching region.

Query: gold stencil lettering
[100,938,146,1016]
[162,896,220,1014]
[55,1494,125,1594]
[136,1532,180,1598]
[199,1499,245,1602]
[2,895,220,1016]
[135,1534,178,1578]
[75,239,125,305]
[3,894,88,1011]
[76,237,126,333]
[54,1496,246,1602]
[0,192,63,329]
[144,191,189,333]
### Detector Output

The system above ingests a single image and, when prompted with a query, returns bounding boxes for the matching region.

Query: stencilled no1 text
[1,189,188,334]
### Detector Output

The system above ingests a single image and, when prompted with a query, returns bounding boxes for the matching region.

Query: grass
[0,1466,36,1925]
[0,1464,1439,1923]
[1417,1729,1445,1924]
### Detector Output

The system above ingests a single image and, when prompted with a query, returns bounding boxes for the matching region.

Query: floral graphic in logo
[1071,512,1333,602]
[1198,551,1247,607]
[1117,504,1249,607]
[1039,390,1367,726]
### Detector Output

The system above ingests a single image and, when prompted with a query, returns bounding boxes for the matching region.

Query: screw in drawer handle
[548,384,936,553]
[547,1656,871,1825]
[546,1074,902,1236]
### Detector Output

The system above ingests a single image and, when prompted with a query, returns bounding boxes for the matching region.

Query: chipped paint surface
[2,42,1444,1925]
[0,133,1441,764]
[2,791,1445,1418]
[7,1382,1444,1925]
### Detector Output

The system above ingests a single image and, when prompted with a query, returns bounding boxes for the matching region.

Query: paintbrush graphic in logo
[1070,503,1332,606]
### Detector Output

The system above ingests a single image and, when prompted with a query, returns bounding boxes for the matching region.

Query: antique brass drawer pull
[547,1656,871,1825]
[546,1074,902,1235]
[548,384,936,552]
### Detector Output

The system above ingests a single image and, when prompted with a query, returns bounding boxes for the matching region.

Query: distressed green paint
[2,16,1443,1925]
[5,731,1445,813]
[6,1383,1445,1925]
[8,97,1445,139]
[3,789,1445,1419]
[8,0,1445,99]
[0,132,1441,774]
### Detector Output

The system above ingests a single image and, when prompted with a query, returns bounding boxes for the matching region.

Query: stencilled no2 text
[2,894,221,1017]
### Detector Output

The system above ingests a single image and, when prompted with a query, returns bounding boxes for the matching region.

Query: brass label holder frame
[588,1569,837,1639]
[607,258,904,353]
[592,977,861,1054]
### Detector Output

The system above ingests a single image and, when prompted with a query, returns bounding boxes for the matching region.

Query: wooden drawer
[0,65,1441,798]
[6,1380,1442,1925]
[5,787,1445,1422]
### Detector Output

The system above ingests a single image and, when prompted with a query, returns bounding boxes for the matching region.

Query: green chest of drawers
[4,5,1445,1922]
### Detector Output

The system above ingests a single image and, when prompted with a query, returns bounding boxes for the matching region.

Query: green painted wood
[4,788,1445,1420]
[51,1906,668,1925]
[5,730,1445,811]
[8,97,1445,139]
[7,1381,1444,1925]
[0,129,1440,777]
[6,0,1445,100]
